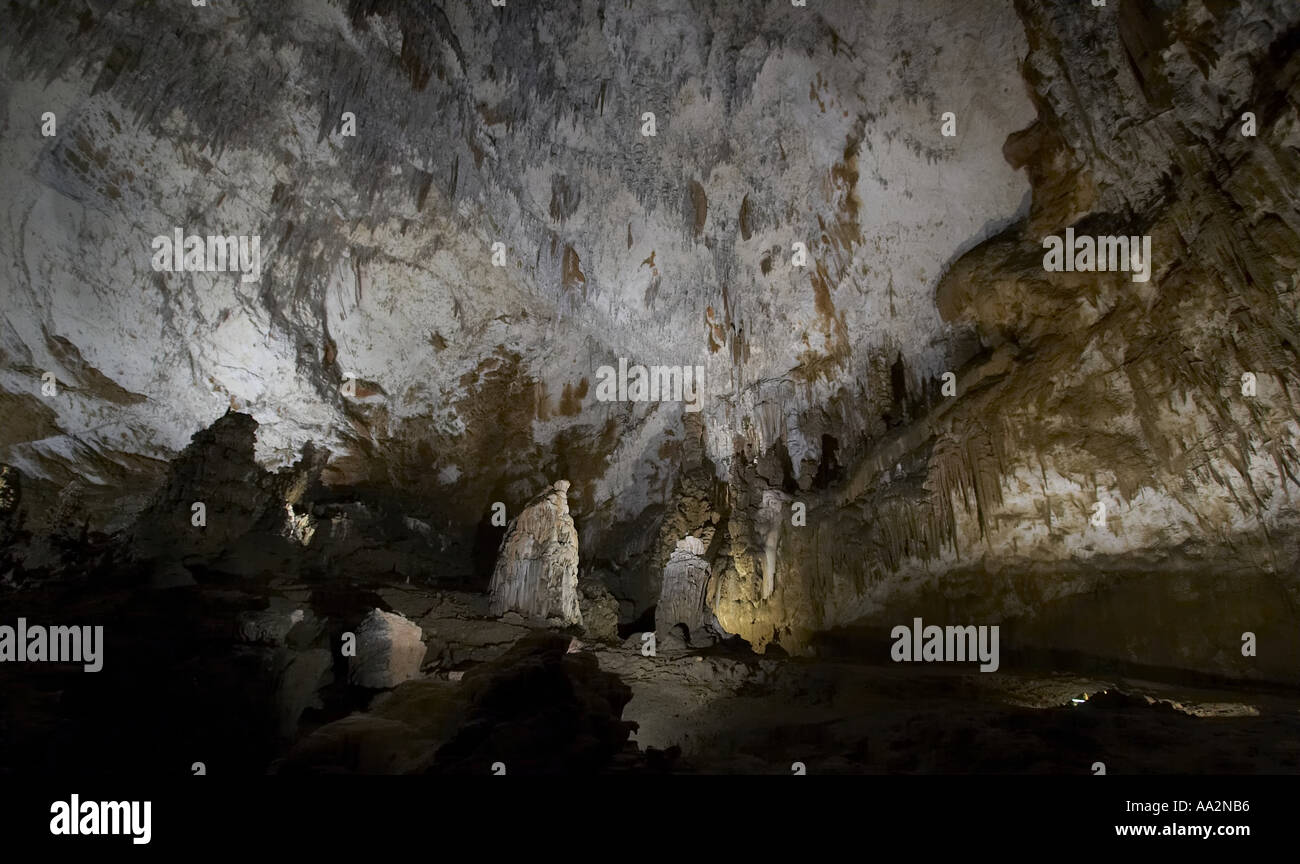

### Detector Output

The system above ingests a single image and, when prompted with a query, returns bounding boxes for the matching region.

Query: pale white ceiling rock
[0,0,1033,536]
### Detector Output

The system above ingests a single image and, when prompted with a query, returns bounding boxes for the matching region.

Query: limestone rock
[656,536,718,646]
[272,647,334,741]
[753,491,789,601]
[274,714,435,775]
[488,481,581,626]
[0,0,1034,584]
[0,0,1296,690]
[128,411,273,563]
[578,574,620,644]
[348,608,428,689]
[420,616,529,667]
[427,631,635,774]
[0,464,19,515]
[239,606,307,646]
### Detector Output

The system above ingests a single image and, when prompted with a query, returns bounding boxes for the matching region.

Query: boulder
[348,608,427,689]
[272,648,334,741]
[579,574,621,643]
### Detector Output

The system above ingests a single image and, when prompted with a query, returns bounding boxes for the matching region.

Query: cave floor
[2,576,1299,775]
[598,645,1300,774]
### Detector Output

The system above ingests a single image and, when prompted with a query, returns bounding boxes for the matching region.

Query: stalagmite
[755,491,788,600]
[656,536,716,644]
[489,481,582,625]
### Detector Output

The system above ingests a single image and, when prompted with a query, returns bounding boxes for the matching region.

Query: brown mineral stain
[44,332,147,405]
[809,75,827,113]
[400,37,432,91]
[352,378,386,399]
[414,168,433,211]
[689,180,708,236]
[810,260,844,339]
[558,380,584,416]
[535,381,551,421]
[794,260,850,380]
[818,213,860,253]
[562,245,586,292]
[705,307,726,353]
[549,174,580,223]
[476,101,513,126]
[551,417,623,515]
[830,131,863,237]
[0,391,62,448]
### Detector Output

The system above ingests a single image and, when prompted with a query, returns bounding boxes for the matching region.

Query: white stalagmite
[489,480,582,625]
[755,491,789,600]
[656,535,715,642]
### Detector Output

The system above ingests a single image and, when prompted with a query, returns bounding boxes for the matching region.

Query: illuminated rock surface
[348,608,427,689]
[0,0,1299,775]
[488,480,582,625]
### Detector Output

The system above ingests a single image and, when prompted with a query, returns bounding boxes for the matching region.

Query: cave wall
[713,0,1300,683]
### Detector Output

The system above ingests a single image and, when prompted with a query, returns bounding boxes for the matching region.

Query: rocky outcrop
[128,411,272,563]
[488,481,581,626]
[348,608,428,689]
[578,575,621,644]
[237,604,334,741]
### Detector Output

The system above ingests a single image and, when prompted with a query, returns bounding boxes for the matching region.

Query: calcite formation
[704,0,1300,679]
[489,481,582,626]
[655,536,717,645]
